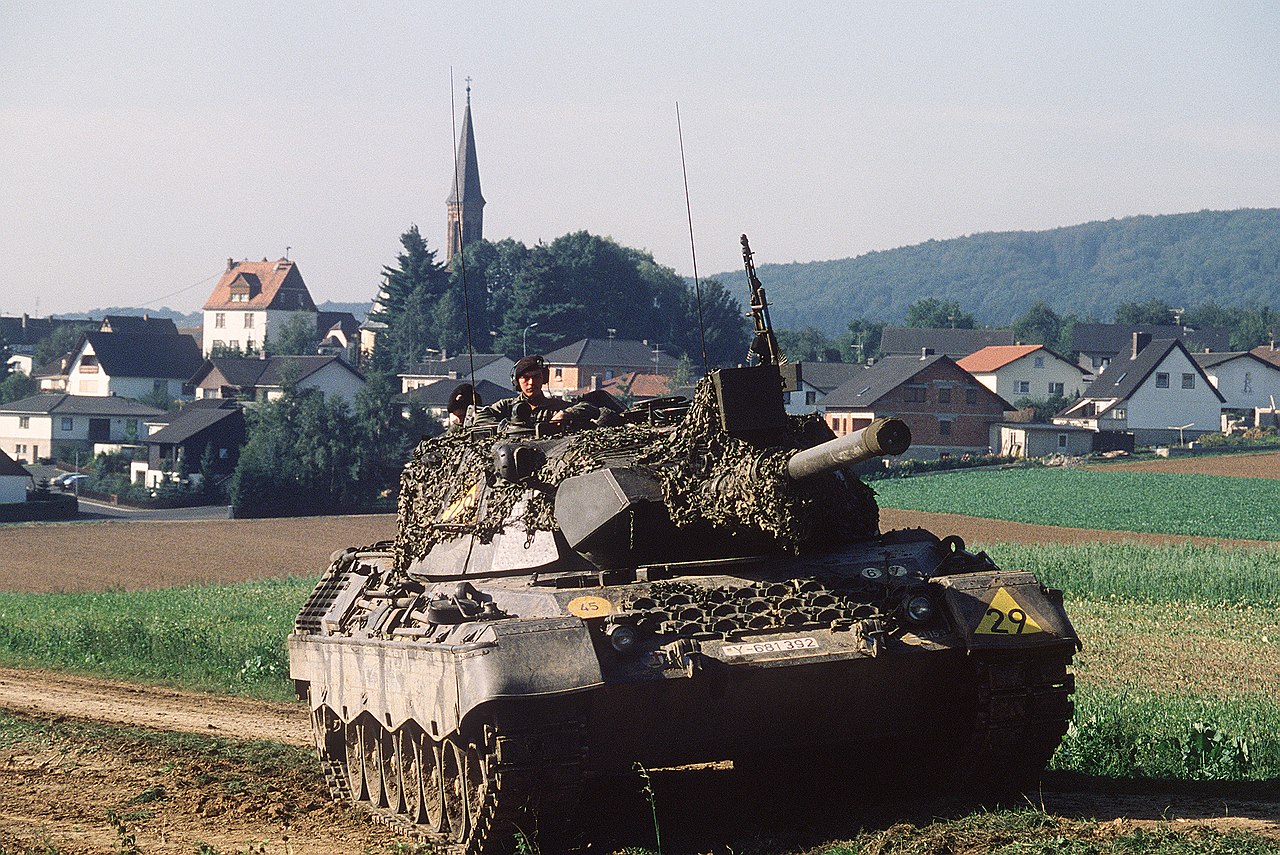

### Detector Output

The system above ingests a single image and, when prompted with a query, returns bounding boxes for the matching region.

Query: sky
[3,1,1279,317]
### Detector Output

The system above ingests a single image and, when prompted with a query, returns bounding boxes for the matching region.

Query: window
[805,391,816,405]
[554,368,563,380]
[215,313,226,328]
[1058,433,1068,449]
[1034,356,1045,368]
[153,379,167,394]
[213,340,225,350]
[1156,372,1169,388]
[903,386,927,403]
[245,339,255,352]
[61,417,73,431]
[1048,382,1064,397]
[1016,380,1030,395]
[1113,408,1127,420]
[965,386,978,404]
[244,313,254,329]
[939,419,952,435]
[782,391,791,404]
[937,387,951,403]
[18,416,29,429]
[127,419,137,434]
[1182,373,1195,389]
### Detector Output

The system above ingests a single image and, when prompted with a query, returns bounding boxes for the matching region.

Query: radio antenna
[676,102,709,374]
[450,68,477,384]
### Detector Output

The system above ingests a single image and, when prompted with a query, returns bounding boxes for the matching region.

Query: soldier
[446,383,481,431]
[478,354,596,428]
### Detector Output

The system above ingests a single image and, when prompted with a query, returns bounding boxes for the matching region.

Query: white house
[0,394,165,462]
[782,362,863,416]
[1055,336,1225,445]
[202,258,318,356]
[1193,351,1280,416]
[399,353,515,394]
[189,355,366,403]
[957,344,1091,402]
[0,448,30,503]
[67,332,203,401]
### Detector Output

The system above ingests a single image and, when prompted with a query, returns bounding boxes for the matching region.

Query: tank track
[309,697,586,853]
[955,645,1076,793]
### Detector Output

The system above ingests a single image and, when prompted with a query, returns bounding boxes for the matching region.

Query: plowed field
[1086,449,1280,478]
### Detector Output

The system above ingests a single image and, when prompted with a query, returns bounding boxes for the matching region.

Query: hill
[709,209,1280,335]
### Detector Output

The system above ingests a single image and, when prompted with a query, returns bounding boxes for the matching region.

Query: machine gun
[741,234,784,367]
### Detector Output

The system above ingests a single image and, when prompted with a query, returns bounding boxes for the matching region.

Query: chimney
[22,313,29,329]
[1131,332,1151,358]
[921,347,934,359]
[226,258,234,271]
[590,374,602,391]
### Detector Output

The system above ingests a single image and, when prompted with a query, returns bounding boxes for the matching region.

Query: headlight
[607,624,640,653]
[905,595,935,624]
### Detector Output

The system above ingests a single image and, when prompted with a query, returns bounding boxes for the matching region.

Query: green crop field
[873,468,1280,540]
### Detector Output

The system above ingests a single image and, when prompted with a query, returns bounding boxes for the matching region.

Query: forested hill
[711,209,1280,336]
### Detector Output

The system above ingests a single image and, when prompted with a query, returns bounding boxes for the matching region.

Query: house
[782,362,866,416]
[400,378,509,423]
[573,371,674,403]
[1250,344,1280,371]
[31,353,73,391]
[316,312,361,361]
[202,257,317,356]
[1070,323,1229,375]
[190,355,366,403]
[98,314,180,336]
[0,393,165,462]
[1054,335,1225,445]
[821,354,1013,459]
[0,314,95,376]
[991,422,1094,459]
[0,448,31,503]
[399,353,515,394]
[130,399,247,488]
[1193,351,1280,421]
[543,338,679,394]
[957,345,1091,402]
[68,332,203,401]
[879,327,1015,359]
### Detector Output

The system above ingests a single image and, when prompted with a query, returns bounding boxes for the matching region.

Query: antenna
[450,68,477,385]
[676,102,709,373]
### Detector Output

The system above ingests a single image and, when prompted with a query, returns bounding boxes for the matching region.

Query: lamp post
[522,322,539,357]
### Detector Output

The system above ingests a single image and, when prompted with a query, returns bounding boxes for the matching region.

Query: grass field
[1,540,1277,783]
[873,468,1280,541]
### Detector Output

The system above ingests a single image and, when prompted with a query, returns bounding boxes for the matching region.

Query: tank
[288,237,1080,853]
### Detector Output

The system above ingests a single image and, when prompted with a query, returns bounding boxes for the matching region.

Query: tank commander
[477,354,597,429]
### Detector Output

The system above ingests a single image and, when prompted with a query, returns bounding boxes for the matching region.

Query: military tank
[289,237,1079,853]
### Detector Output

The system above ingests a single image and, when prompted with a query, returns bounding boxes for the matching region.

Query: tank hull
[289,531,1077,851]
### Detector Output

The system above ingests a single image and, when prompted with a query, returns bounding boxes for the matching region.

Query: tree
[370,225,451,373]
[0,372,36,405]
[906,299,973,329]
[139,386,175,412]
[843,318,885,363]
[1012,301,1063,347]
[34,323,95,367]
[776,327,845,362]
[1113,298,1174,326]
[269,311,319,356]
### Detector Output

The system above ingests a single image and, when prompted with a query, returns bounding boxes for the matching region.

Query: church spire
[446,78,484,263]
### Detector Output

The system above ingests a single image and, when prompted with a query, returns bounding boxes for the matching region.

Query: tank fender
[931,571,1080,651]
[456,616,603,725]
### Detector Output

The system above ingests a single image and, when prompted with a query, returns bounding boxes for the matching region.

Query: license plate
[720,637,819,658]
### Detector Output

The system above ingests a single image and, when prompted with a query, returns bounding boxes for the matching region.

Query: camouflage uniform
[478,392,588,427]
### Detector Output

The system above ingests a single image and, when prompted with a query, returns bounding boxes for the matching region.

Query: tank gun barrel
[786,418,911,481]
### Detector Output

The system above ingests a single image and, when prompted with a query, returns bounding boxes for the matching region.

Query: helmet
[511,354,550,388]
[448,383,481,415]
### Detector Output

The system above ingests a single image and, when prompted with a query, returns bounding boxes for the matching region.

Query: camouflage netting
[394,376,880,571]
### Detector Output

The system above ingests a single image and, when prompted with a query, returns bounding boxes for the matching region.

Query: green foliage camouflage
[394,377,879,571]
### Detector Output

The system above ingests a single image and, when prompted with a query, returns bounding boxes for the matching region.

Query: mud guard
[456,617,604,728]
[933,571,1080,652]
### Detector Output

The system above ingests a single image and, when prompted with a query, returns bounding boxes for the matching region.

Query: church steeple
[446,80,484,263]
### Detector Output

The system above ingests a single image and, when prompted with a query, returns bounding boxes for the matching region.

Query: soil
[1085,448,1280,479]
[2,512,1278,851]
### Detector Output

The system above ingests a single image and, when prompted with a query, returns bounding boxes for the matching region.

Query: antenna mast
[676,102,709,374]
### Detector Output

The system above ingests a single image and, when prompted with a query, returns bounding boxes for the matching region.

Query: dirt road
[1,665,1277,853]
